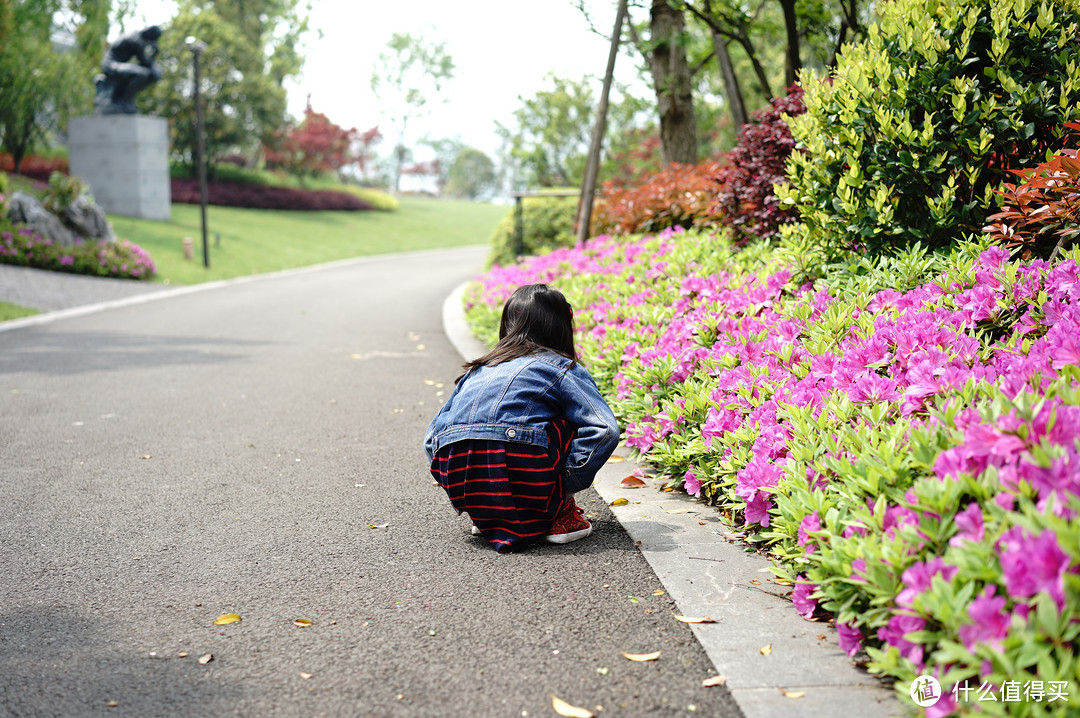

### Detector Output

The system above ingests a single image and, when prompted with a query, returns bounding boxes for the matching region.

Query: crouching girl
[424,284,620,552]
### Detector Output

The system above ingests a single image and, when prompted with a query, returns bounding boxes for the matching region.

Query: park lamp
[185,36,210,268]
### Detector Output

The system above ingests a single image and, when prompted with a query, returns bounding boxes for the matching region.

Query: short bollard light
[182,237,194,261]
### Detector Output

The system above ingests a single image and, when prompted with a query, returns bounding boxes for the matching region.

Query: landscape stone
[6,192,114,248]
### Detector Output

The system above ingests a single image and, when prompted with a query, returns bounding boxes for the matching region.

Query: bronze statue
[94,26,163,115]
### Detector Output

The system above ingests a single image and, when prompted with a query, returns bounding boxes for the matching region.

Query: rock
[7,190,115,247]
[61,193,115,242]
[7,193,78,247]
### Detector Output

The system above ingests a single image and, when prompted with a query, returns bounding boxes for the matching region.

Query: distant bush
[591,161,723,236]
[712,86,805,244]
[0,153,69,182]
[330,184,398,211]
[170,179,373,211]
[487,193,578,267]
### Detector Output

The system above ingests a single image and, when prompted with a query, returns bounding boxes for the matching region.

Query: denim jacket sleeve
[557,363,620,487]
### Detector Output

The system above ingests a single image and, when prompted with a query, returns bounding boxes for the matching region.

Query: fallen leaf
[760,644,772,655]
[370,523,389,529]
[780,689,805,698]
[620,475,647,488]
[299,672,313,680]
[750,580,762,585]
[140,455,152,460]
[596,667,609,675]
[198,653,213,665]
[293,619,312,627]
[178,652,188,658]
[664,508,695,514]
[672,613,717,624]
[658,484,675,492]
[416,344,426,351]
[702,674,727,687]
[551,694,595,718]
[621,650,662,662]
[652,590,665,596]
[213,613,241,625]
[609,498,629,506]
[424,379,436,386]
[106,701,118,708]
[774,580,794,586]
[816,634,826,640]
[607,456,625,463]
[698,522,707,525]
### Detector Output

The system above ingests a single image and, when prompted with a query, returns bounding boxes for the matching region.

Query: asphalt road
[0,246,744,718]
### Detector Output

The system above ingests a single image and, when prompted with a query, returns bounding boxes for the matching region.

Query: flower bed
[0,226,156,280]
[170,178,373,211]
[465,229,1079,714]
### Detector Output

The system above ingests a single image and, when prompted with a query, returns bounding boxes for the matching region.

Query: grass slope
[0,301,39,321]
[108,197,506,285]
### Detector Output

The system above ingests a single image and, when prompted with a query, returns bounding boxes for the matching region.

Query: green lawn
[108,197,506,286]
[0,301,40,321]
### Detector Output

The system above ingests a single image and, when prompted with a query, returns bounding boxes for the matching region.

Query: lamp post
[186,36,209,268]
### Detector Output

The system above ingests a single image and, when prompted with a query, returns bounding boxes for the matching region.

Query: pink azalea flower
[998,527,1071,610]
[836,622,863,657]
[797,512,821,554]
[792,579,818,619]
[958,586,1010,652]
[948,502,985,547]
[684,468,702,497]
[896,558,958,609]
[877,613,926,667]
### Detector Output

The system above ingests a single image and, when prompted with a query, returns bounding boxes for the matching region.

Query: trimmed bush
[0,223,156,279]
[778,0,1080,258]
[0,152,69,182]
[590,161,723,236]
[170,178,373,211]
[487,193,578,267]
[712,86,805,244]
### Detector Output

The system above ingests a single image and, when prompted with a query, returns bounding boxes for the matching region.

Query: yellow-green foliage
[331,184,399,211]
[779,0,1080,258]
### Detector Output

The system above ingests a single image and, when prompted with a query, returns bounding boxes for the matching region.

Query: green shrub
[41,172,87,214]
[487,193,578,267]
[778,0,1080,259]
[330,184,398,211]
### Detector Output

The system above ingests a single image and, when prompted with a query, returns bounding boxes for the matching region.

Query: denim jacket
[424,351,620,490]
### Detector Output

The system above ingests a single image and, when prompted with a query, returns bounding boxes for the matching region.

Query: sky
[127,0,638,167]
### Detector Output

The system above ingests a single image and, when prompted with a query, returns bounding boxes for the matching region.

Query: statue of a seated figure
[94,26,163,115]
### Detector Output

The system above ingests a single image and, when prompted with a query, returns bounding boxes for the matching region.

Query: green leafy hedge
[778,0,1080,259]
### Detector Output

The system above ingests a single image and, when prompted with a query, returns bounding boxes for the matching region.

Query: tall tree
[444,147,496,200]
[369,32,454,192]
[0,0,108,172]
[141,0,308,170]
[626,0,698,164]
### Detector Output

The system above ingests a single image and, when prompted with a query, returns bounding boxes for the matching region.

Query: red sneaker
[544,496,592,544]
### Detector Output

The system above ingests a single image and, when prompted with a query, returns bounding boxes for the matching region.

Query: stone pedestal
[68,115,171,221]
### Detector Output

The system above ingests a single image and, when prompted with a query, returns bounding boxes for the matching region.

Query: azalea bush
[0,221,156,280]
[464,229,1079,715]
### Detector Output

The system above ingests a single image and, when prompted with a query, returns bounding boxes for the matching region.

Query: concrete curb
[441,280,904,718]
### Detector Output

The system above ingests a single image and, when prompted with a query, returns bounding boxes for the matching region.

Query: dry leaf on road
[609,498,629,506]
[672,613,717,624]
[198,653,213,665]
[213,613,241,625]
[780,688,805,698]
[620,650,662,662]
[702,675,727,687]
[293,619,312,627]
[551,694,595,718]
[370,523,389,529]
[607,456,625,463]
[620,475,647,488]
[760,644,772,655]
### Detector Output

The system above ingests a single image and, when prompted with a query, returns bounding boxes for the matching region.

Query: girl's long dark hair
[458,284,576,382]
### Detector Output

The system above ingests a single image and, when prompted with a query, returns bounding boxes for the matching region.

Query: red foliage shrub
[0,153,70,182]
[711,85,806,244]
[591,161,725,236]
[983,122,1080,260]
[170,179,373,211]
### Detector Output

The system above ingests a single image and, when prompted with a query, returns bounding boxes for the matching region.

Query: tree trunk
[649,0,697,165]
[711,31,747,131]
[778,0,801,88]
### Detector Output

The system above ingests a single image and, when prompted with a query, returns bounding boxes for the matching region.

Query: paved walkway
[1,255,902,717]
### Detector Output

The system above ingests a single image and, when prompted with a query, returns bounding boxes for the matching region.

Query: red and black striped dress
[429,419,575,552]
